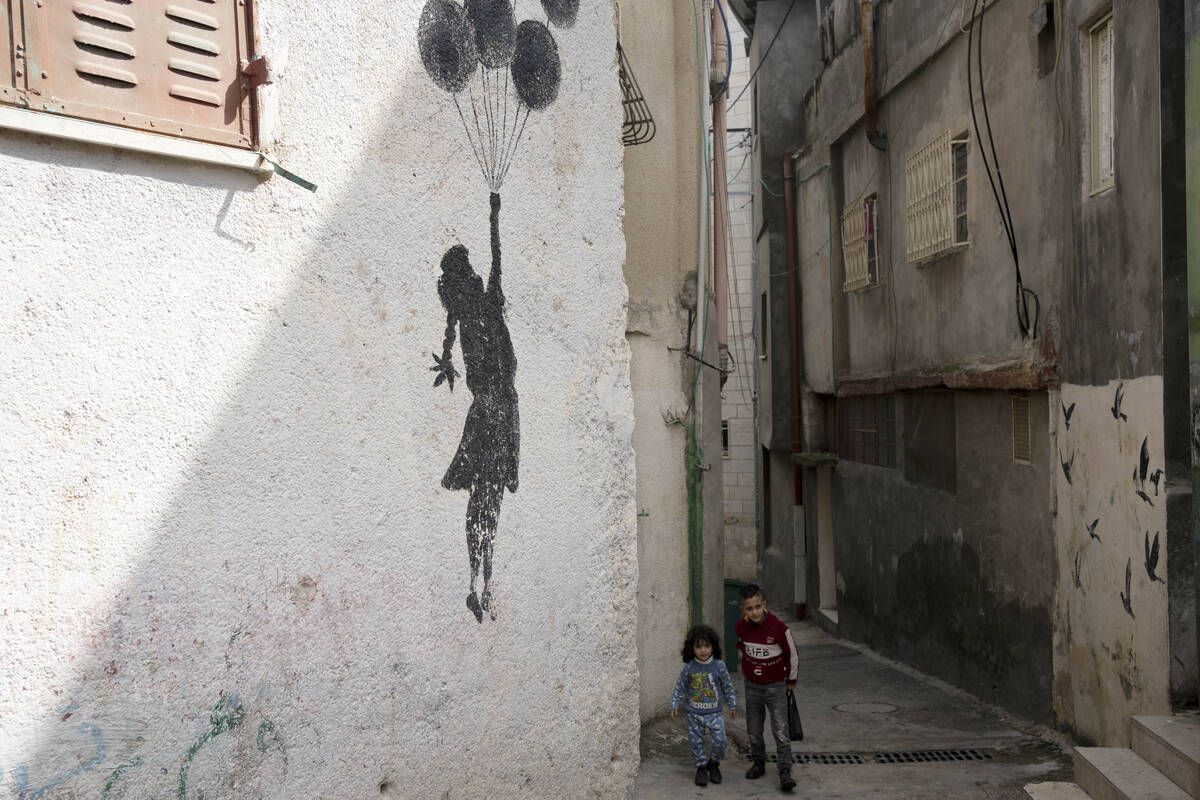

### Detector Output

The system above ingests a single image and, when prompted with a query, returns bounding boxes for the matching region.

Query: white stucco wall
[1052,379,1171,746]
[0,1,636,797]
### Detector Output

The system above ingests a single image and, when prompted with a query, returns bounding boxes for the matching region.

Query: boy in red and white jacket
[735,583,799,792]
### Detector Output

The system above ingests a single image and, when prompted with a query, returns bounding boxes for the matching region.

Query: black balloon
[540,0,578,28]
[465,0,516,68]
[418,0,478,93]
[511,20,560,110]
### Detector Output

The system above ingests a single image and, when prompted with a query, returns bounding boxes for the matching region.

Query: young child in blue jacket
[670,624,738,787]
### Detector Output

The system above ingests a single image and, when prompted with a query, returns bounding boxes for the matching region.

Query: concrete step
[1075,747,1191,800]
[1132,716,1200,798]
[1024,782,1093,799]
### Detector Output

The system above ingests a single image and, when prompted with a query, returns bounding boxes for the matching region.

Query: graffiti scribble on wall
[419,0,574,623]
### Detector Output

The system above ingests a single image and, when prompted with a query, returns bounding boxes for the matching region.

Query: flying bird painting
[1061,399,1076,429]
[1086,517,1101,542]
[1060,450,1075,484]
[1144,531,1165,584]
[1111,383,1127,421]
[1134,436,1154,506]
[1120,557,1135,619]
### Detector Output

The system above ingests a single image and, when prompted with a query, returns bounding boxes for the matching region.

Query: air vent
[1012,394,1031,464]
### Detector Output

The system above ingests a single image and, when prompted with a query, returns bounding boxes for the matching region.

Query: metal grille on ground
[744,748,996,765]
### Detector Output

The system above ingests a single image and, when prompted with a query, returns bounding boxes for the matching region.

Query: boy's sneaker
[779,768,797,792]
[694,766,709,786]
[745,760,766,779]
[706,760,722,784]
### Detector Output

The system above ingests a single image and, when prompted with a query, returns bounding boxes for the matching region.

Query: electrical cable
[727,0,800,113]
[967,0,1040,338]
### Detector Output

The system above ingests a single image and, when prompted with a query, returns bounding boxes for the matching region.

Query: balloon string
[453,94,489,186]
[502,69,509,176]
[498,104,530,188]
[468,80,492,190]
[480,68,494,188]
[485,68,499,189]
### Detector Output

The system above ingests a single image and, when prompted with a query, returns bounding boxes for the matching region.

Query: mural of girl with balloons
[421,0,576,623]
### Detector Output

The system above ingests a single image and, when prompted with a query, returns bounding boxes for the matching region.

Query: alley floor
[635,619,1073,799]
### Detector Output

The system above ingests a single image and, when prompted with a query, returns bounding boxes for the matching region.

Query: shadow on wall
[1,42,633,800]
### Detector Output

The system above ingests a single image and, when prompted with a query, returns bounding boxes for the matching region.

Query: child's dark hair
[681,624,723,663]
[738,582,765,603]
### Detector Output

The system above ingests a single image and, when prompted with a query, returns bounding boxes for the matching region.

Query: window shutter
[1097,19,1113,185]
[13,0,255,148]
[1,3,20,104]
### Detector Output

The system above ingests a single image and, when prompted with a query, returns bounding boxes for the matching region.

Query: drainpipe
[711,0,730,365]
[783,152,803,505]
[860,0,887,150]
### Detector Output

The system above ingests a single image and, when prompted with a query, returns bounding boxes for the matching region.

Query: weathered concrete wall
[750,0,823,616]
[832,391,1056,722]
[621,0,710,721]
[783,0,1184,738]
[0,1,637,796]
[1052,379,1170,744]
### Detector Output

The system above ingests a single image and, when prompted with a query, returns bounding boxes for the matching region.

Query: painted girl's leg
[466,482,503,621]
[476,482,502,617]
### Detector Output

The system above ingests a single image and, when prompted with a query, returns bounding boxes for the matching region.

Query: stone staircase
[1025,716,1199,800]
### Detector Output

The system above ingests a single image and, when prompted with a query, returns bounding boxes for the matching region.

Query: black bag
[786,690,805,741]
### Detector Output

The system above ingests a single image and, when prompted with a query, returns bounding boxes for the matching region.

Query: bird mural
[1134,436,1154,506]
[1060,449,1075,484]
[1086,517,1101,542]
[1062,399,1076,430]
[1120,557,1135,619]
[1145,531,1165,584]
[1111,382,1128,421]
[1150,468,1163,496]
[1072,549,1084,589]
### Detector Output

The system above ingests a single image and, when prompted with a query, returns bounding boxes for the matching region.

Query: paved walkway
[636,619,1072,799]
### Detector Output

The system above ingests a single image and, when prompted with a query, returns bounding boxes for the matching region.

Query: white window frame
[841,194,879,292]
[905,131,969,264]
[1088,12,1115,194]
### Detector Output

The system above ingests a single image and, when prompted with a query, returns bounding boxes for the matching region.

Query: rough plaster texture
[1052,379,1171,746]
[621,0,706,722]
[0,1,637,796]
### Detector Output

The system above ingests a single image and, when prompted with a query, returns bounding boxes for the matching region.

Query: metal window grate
[838,394,896,467]
[745,748,996,765]
[906,131,968,263]
[1012,394,1031,464]
[841,196,878,292]
[617,43,655,146]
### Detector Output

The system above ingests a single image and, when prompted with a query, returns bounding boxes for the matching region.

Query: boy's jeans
[744,681,791,772]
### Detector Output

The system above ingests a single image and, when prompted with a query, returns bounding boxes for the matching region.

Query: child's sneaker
[694,765,709,786]
[779,768,797,791]
[706,760,722,784]
[745,760,766,779]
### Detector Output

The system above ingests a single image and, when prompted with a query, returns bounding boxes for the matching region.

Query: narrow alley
[636,618,1072,799]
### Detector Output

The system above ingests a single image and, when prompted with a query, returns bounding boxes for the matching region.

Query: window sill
[0,105,272,175]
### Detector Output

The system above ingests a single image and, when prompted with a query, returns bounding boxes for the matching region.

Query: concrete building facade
[0,1,643,796]
[737,0,1197,746]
